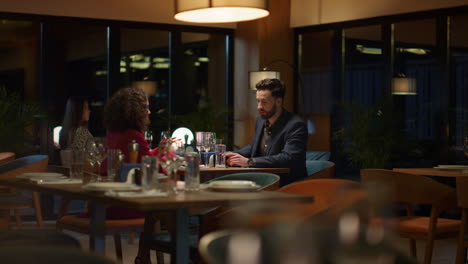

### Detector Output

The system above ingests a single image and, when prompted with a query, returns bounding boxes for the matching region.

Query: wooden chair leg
[155,251,164,264]
[32,192,43,228]
[424,238,435,264]
[456,209,468,264]
[136,214,156,264]
[0,209,10,229]
[13,209,22,227]
[114,234,123,260]
[129,232,135,244]
[409,239,417,258]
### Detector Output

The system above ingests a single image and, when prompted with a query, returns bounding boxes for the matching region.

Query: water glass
[185,152,200,191]
[141,156,159,191]
[107,149,122,182]
[215,143,226,168]
[70,150,85,180]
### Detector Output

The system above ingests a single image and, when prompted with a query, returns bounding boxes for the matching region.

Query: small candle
[176,181,186,190]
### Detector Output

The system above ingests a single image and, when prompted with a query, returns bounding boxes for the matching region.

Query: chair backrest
[0,152,15,165]
[0,155,49,179]
[277,179,362,217]
[305,160,335,178]
[456,177,468,208]
[199,230,232,264]
[361,169,456,207]
[209,173,281,191]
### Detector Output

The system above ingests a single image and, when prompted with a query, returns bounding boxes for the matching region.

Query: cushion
[306,160,334,176]
[306,151,330,161]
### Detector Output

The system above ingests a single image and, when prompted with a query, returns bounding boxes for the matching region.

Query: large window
[0,13,233,160]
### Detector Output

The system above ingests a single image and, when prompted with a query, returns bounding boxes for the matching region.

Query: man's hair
[255,78,285,99]
[104,87,148,132]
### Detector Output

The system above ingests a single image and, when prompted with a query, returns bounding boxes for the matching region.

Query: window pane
[344,25,383,105]
[394,19,437,141]
[177,32,228,140]
[120,28,170,141]
[450,15,468,160]
[45,22,107,136]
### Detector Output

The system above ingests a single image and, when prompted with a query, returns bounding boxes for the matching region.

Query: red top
[107,129,159,163]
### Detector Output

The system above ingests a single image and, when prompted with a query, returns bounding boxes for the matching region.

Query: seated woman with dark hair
[104,87,158,162]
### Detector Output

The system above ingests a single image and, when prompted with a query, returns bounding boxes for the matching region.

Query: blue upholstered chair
[0,155,48,228]
[304,151,335,179]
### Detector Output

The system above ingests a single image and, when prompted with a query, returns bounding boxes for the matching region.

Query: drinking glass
[215,143,226,168]
[160,130,171,141]
[195,132,205,152]
[107,149,123,182]
[141,156,159,192]
[145,130,154,148]
[70,150,85,180]
[185,152,200,191]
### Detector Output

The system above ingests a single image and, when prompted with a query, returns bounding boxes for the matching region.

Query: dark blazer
[236,109,308,186]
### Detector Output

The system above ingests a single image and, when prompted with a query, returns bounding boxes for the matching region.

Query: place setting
[16,172,82,184]
[202,180,261,192]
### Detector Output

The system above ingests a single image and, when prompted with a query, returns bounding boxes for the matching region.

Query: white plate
[434,165,468,170]
[207,180,260,192]
[17,172,65,180]
[82,182,142,192]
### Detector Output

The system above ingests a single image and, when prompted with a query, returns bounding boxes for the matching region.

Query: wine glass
[91,137,107,181]
[195,132,205,152]
[145,130,154,148]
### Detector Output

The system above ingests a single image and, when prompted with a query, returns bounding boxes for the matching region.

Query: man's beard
[259,104,277,120]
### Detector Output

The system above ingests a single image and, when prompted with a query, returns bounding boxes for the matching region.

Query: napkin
[105,189,168,198]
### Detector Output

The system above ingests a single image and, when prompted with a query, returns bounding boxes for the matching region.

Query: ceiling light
[174,0,269,23]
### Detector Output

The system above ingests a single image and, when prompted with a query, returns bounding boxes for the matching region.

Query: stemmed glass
[87,137,107,181]
[145,130,154,148]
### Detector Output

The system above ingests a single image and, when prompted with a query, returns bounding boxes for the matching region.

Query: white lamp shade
[172,127,194,145]
[132,81,157,96]
[174,0,269,23]
[249,70,280,90]
[392,77,417,95]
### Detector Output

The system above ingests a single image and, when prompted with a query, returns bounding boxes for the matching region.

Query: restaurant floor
[10,221,460,263]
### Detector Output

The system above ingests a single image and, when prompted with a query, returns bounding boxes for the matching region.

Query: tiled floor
[5,221,463,264]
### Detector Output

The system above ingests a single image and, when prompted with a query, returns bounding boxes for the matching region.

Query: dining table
[0,176,312,264]
[393,167,468,178]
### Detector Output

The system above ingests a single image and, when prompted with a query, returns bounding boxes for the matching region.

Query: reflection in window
[120,28,170,140]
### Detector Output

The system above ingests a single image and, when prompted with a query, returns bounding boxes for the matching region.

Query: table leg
[89,202,106,253]
[172,208,189,264]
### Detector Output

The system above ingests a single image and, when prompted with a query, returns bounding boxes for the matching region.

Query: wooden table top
[0,178,312,212]
[394,168,468,177]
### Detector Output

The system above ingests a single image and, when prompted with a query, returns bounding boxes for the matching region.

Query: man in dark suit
[225,78,307,186]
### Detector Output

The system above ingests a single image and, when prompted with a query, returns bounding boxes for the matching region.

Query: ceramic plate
[17,172,65,180]
[207,180,260,192]
[434,165,468,170]
[82,182,141,192]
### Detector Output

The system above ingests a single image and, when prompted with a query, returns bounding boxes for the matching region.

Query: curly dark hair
[104,87,149,132]
[256,78,285,99]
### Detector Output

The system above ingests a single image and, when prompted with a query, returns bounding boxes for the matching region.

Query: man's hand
[224,152,249,167]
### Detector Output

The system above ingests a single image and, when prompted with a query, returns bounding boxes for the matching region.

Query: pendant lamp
[174,0,269,23]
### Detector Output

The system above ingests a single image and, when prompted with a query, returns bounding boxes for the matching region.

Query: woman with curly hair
[104,87,158,163]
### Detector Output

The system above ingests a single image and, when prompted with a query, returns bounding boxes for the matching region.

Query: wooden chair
[54,167,146,261]
[361,169,460,264]
[456,176,468,264]
[136,172,281,264]
[0,155,48,228]
[0,152,15,165]
[276,178,363,219]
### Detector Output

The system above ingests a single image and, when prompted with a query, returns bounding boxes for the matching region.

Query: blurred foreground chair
[456,177,468,264]
[56,167,146,261]
[0,152,15,165]
[361,169,460,264]
[0,155,48,228]
[137,172,281,264]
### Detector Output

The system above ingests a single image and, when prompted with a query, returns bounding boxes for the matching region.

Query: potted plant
[0,87,43,154]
